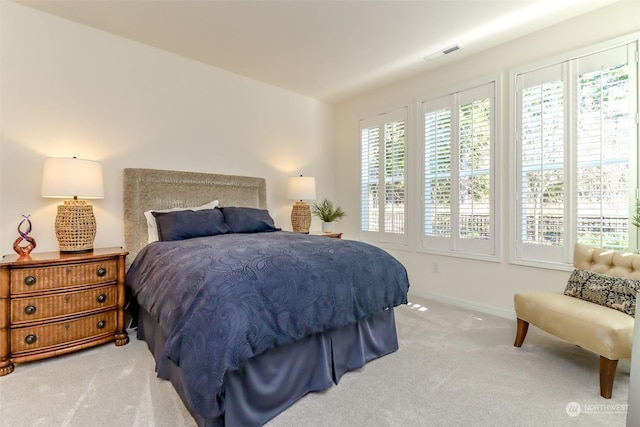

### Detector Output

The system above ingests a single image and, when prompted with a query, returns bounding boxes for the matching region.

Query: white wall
[334,1,640,316]
[0,2,335,254]
[3,1,638,317]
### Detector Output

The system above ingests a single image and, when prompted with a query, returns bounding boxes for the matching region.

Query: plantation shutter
[423,96,453,250]
[384,120,406,234]
[457,83,494,254]
[361,125,380,233]
[360,108,408,244]
[422,82,495,255]
[516,63,566,262]
[575,45,632,250]
[515,41,637,264]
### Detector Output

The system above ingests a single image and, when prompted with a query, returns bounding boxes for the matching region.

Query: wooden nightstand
[321,232,342,239]
[310,232,343,239]
[0,247,129,375]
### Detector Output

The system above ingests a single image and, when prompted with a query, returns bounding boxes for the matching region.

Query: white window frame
[419,80,498,261]
[510,34,639,269]
[359,107,408,245]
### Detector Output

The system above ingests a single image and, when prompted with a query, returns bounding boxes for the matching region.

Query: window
[360,108,407,244]
[515,41,638,264]
[421,82,496,257]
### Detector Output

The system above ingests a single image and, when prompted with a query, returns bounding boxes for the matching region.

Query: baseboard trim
[408,290,516,320]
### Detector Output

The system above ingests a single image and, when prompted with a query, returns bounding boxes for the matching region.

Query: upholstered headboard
[574,243,640,280]
[123,168,267,266]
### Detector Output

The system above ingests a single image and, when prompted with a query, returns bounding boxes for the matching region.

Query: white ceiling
[16,0,619,103]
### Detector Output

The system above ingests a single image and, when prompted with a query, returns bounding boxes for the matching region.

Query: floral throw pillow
[564,268,591,298]
[564,269,638,317]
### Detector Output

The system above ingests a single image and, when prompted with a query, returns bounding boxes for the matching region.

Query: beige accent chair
[514,243,637,398]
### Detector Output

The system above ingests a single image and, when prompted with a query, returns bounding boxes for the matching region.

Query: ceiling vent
[424,43,464,61]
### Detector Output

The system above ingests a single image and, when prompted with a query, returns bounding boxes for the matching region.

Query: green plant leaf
[312,198,346,222]
[633,201,640,229]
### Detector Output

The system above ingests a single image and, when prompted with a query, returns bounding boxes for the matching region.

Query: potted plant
[312,198,346,233]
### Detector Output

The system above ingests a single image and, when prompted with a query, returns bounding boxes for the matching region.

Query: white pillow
[144,200,219,243]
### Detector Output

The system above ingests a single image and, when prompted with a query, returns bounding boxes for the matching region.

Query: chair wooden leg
[599,356,618,399]
[513,318,529,347]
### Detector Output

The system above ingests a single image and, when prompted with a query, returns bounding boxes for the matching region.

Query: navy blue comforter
[126,231,409,419]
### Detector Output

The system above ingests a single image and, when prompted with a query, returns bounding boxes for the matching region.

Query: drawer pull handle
[97,320,106,329]
[24,276,36,286]
[97,294,107,303]
[25,334,37,344]
[24,305,37,315]
[97,267,107,277]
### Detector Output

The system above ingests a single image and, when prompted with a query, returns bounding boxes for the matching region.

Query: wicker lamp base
[55,199,96,253]
[291,201,311,233]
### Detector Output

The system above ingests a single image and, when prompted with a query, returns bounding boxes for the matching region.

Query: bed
[123,168,410,426]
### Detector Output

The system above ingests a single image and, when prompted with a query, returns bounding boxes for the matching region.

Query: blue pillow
[152,208,230,241]
[220,207,280,233]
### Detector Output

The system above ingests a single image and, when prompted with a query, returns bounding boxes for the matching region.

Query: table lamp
[41,157,104,253]
[287,175,316,233]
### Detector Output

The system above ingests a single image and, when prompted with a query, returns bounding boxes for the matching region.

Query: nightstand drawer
[10,259,118,294]
[11,310,117,354]
[11,285,117,324]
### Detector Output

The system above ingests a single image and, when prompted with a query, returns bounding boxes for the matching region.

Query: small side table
[311,232,342,239]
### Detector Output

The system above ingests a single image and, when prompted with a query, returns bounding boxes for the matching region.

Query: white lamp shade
[287,176,316,201]
[41,157,104,199]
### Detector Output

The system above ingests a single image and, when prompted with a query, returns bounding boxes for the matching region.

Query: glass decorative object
[13,215,37,258]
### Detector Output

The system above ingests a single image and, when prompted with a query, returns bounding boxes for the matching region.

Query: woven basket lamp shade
[41,157,104,253]
[287,175,316,234]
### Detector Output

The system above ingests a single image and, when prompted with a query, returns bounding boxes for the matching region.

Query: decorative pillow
[581,274,610,307]
[608,277,639,317]
[144,199,218,243]
[564,269,639,317]
[152,208,230,241]
[220,207,280,233]
[564,268,591,298]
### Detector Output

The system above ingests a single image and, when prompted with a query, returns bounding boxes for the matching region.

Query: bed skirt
[137,307,399,426]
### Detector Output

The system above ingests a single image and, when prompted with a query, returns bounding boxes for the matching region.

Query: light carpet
[0,295,630,426]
